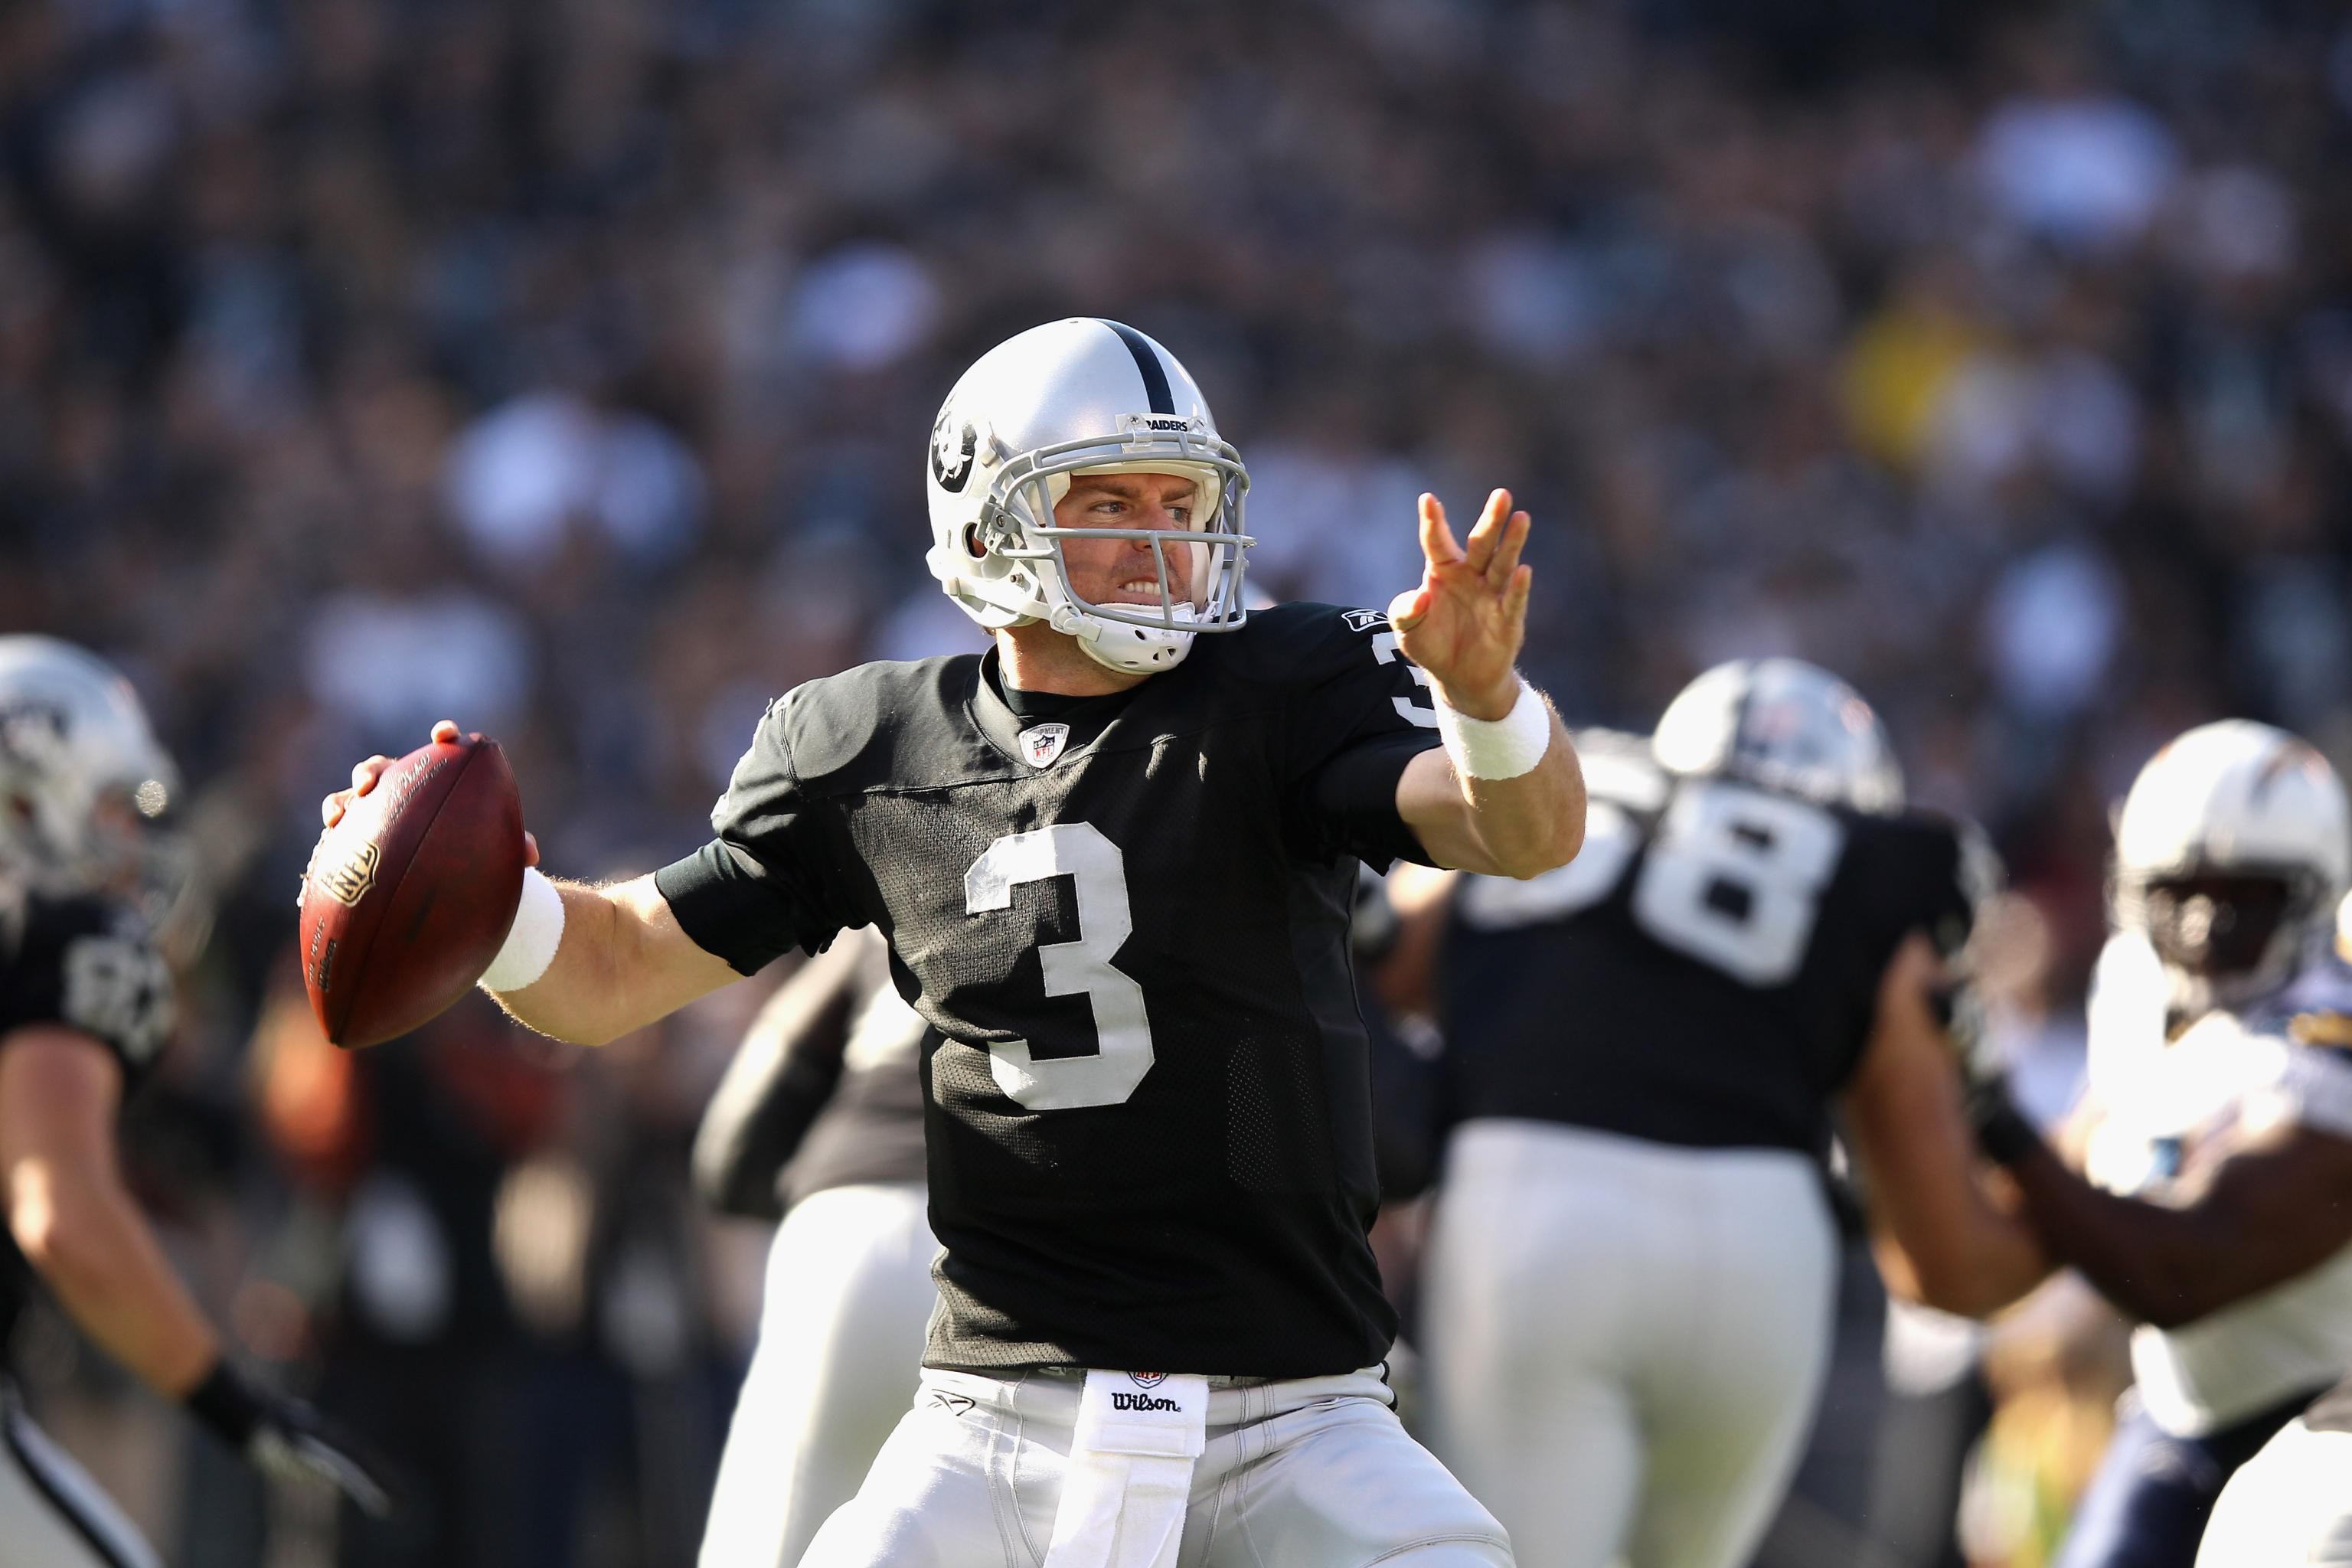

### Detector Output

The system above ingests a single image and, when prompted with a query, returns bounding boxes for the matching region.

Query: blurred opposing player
[1963,721,2352,1568]
[0,637,391,1567]
[694,926,933,1568]
[1413,659,2047,1568]
[325,318,1587,1566]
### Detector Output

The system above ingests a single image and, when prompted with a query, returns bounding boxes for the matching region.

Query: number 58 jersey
[1440,733,1984,1158]
[657,605,1446,1379]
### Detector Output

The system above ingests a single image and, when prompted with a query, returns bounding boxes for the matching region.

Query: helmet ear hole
[963,524,987,560]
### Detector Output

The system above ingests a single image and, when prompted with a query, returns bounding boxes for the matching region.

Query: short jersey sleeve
[1809,810,1998,1092]
[1270,606,1445,869]
[1844,812,1994,969]
[655,693,854,975]
[0,896,175,1085]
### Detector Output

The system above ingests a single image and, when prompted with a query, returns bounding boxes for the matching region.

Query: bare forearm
[1459,713,1584,875]
[12,1168,217,1396]
[1845,941,2053,1319]
[487,876,740,1046]
[2005,1147,2237,1328]
[1401,714,1586,878]
[1873,1195,2052,1318]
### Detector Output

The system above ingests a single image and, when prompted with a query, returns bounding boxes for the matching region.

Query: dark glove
[185,1361,397,1518]
[1921,964,2043,1168]
[1959,1071,2045,1168]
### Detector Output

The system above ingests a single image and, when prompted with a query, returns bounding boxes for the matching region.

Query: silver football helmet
[923,318,1253,675]
[0,636,184,916]
[2112,720,2350,1014]
[1652,658,1905,815]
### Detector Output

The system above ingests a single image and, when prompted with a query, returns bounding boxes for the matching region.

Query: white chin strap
[1068,603,1200,675]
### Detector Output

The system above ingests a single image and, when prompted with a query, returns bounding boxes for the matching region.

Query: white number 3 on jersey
[965,824,1155,1110]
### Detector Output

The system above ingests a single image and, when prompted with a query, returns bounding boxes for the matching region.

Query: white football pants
[1422,1120,1838,1568]
[797,1364,1514,1567]
[2195,1416,2352,1566]
[701,1182,939,1568]
[0,1385,162,1568]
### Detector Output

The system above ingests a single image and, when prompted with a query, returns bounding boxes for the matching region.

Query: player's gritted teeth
[1053,471,1198,609]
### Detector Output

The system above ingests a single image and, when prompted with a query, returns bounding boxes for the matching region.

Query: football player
[694,926,933,1568]
[324,318,1585,1566]
[0,637,392,1567]
[1405,659,2048,1568]
[1963,721,2352,1568]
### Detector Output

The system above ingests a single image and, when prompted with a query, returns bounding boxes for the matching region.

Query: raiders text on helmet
[923,318,1253,675]
[1652,658,1905,815]
[2113,720,2352,1014]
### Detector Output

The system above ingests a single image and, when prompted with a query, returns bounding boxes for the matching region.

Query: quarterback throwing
[323,318,1583,1567]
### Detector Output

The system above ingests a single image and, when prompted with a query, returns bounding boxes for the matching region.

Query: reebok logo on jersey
[1342,609,1389,632]
[1111,1391,1181,1413]
[1020,723,1070,768]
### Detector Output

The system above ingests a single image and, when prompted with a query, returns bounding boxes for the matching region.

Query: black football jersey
[1439,732,1984,1158]
[0,891,175,1351]
[656,603,1444,1378]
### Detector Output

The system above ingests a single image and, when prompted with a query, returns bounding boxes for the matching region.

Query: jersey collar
[966,648,1152,772]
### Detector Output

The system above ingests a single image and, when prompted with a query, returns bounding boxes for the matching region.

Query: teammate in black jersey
[0,637,391,1567]
[694,927,936,1568]
[325,318,1584,1566]
[1402,659,2046,1568]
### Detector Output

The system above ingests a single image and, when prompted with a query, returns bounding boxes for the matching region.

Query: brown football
[299,733,526,1048]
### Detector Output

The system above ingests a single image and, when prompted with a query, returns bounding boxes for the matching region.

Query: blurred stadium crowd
[5,0,2352,1563]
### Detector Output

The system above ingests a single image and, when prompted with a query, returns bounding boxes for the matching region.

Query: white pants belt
[1041,1372,1210,1568]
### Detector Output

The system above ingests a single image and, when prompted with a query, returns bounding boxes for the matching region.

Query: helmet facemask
[2114,865,2321,1017]
[968,425,1253,675]
[0,657,191,935]
[925,320,1257,677]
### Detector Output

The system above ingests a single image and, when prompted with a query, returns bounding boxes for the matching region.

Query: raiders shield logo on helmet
[930,409,977,493]
[1018,724,1070,769]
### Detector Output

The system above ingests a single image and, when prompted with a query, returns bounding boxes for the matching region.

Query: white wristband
[480,867,565,993]
[1436,678,1551,780]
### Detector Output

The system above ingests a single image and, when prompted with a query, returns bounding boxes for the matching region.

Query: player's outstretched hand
[319,719,538,866]
[1387,489,1533,720]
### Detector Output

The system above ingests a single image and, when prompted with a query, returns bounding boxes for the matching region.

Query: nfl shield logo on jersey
[1129,1372,1168,1390]
[1020,723,1070,769]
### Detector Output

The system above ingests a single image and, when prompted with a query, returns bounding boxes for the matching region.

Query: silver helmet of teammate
[923,318,1253,675]
[0,637,184,915]
[1652,658,1904,815]
[2112,720,2351,1015]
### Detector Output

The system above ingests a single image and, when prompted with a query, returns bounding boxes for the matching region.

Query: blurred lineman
[0,638,391,1568]
[694,926,934,1568]
[1410,660,2047,1568]
[1964,721,2352,1568]
[325,318,1586,1566]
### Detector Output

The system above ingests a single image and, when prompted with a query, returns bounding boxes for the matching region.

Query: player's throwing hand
[1388,489,1534,720]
